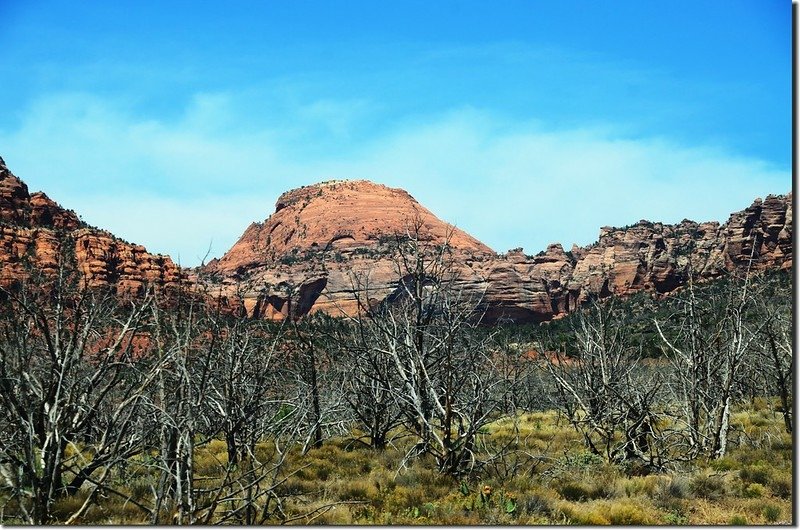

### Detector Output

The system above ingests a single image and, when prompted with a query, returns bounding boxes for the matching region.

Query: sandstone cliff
[0,156,790,322]
[0,157,186,294]
[202,178,792,323]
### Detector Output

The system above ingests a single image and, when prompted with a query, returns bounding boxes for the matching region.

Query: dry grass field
[31,399,791,525]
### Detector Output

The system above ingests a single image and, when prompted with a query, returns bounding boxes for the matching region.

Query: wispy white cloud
[0,93,789,266]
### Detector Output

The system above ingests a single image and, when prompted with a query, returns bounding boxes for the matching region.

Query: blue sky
[0,0,791,266]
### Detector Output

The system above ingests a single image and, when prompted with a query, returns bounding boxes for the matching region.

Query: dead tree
[0,252,159,524]
[202,307,288,466]
[265,282,340,454]
[654,269,767,460]
[488,331,537,415]
[196,311,303,525]
[752,273,792,433]
[146,285,210,524]
[543,299,667,471]
[349,217,502,477]
[338,270,407,450]
[129,282,303,525]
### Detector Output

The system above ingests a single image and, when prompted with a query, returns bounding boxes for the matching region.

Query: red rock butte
[206,179,493,276]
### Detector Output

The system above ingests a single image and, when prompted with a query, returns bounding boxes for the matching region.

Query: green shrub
[334,479,379,502]
[709,456,738,471]
[386,485,427,513]
[420,501,438,518]
[729,514,748,525]
[769,476,792,499]
[395,467,448,488]
[656,476,691,500]
[558,500,654,525]
[552,464,618,502]
[557,503,610,525]
[664,511,688,525]
[560,451,604,471]
[740,464,773,486]
[617,475,664,498]
[762,504,782,523]
[743,483,767,498]
[690,474,727,500]
[520,492,552,516]
[735,449,772,466]
[556,481,593,501]
[606,501,653,524]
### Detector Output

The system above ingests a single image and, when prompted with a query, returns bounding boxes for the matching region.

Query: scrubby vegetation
[0,225,792,525]
[11,405,792,524]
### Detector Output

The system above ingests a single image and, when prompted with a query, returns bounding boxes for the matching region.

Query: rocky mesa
[207,180,492,274]
[202,180,496,318]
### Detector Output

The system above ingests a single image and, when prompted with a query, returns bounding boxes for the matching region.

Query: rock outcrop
[0,156,790,322]
[202,180,496,318]
[0,157,186,293]
[202,179,792,323]
[207,180,492,276]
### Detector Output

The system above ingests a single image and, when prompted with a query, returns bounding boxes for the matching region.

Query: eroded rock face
[203,180,497,319]
[207,180,493,277]
[202,178,792,323]
[0,157,187,293]
[0,155,790,323]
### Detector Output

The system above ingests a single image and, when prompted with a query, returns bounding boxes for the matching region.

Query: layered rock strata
[0,157,186,294]
[203,179,792,323]
[0,157,790,321]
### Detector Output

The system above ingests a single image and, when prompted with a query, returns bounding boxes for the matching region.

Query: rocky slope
[202,179,792,323]
[0,157,186,294]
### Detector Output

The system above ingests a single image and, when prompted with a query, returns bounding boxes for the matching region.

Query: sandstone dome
[207,179,494,276]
